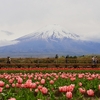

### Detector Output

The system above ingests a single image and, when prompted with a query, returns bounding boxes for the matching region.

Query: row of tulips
[0,72,100,99]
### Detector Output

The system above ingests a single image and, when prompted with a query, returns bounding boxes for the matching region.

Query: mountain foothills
[0,25,100,57]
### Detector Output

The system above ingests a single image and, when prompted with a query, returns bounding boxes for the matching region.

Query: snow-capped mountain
[0,24,100,57]
[17,25,80,41]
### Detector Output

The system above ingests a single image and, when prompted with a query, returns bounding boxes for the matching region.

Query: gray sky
[0,0,100,42]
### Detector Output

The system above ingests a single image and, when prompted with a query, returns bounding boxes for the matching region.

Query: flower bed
[0,68,100,100]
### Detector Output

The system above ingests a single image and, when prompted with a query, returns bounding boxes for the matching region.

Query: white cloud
[0,0,100,41]
[0,40,19,47]
[1,30,14,35]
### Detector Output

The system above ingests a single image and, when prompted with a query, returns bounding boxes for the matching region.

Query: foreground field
[0,68,100,100]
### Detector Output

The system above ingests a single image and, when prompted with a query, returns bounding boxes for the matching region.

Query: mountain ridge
[16,25,81,41]
[0,25,100,57]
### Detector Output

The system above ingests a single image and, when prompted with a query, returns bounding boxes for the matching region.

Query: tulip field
[0,68,100,100]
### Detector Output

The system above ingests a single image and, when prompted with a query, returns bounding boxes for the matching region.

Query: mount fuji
[0,25,100,57]
[17,25,80,41]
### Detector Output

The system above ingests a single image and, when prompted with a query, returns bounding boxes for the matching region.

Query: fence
[0,57,99,68]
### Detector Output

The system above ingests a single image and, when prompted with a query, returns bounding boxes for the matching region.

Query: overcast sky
[0,0,100,42]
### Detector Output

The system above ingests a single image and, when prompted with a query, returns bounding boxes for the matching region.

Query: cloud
[0,0,100,41]
[0,40,19,47]
[1,30,14,36]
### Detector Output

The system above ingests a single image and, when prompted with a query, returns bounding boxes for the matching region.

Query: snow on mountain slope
[17,25,80,41]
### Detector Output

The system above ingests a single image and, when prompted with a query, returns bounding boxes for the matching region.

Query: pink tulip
[47,77,50,80]
[70,84,75,89]
[16,83,21,88]
[54,78,57,81]
[25,79,32,88]
[30,88,32,91]
[40,79,45,85]
[79,82,82,86]
[9,79,14,84]
[36,81,39,85]
[98,84,100,90]
[62,86,67,92]
[87,77,93,81]
[91,74,96,79]
[8,97,16,100]
[21,84,25,88]
[0,87,3,93]
[12,83,15,88]
[0,81,5,87]
[98,76,100,80]
[78,74,84,79]
[66,85,74,92]
[49,80,54,84]
[59,85,75,93]
[70,77,76,81]
[79,88,86,94]
[40,87,48,94]
[6,84,10,88]
[38,85,43,90]
[87,89,94,96]
[59,86,63,92]
[31,83,37,89]
[38,77,41,81]
[35,88,39,93]
[66,92,72,99]
[17,78,23,84]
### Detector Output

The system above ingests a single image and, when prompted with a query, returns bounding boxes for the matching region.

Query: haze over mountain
[0,25,100,57]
